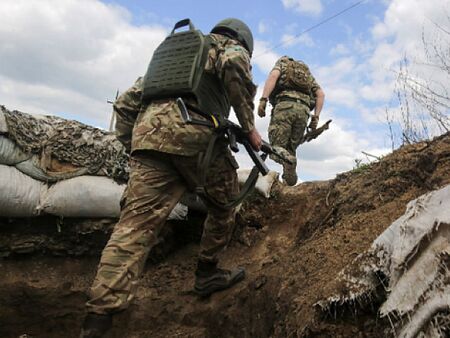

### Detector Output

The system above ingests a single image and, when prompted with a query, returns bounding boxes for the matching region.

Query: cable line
[254,0,367,59]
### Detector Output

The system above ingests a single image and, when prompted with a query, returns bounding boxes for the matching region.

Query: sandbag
[39,176,125,218]
[39,175,189,220]
[0,107,7,134]
[0,135,30,165]
[238,169,279,198]
[0,165,45,217]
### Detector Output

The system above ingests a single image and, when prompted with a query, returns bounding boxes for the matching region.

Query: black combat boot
[79,313,112,338]
[194,260,246,297]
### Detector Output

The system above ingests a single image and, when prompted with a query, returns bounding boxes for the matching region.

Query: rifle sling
[196,131,259,211]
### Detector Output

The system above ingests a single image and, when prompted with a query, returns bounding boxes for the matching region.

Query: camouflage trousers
[268,100,310,158]
[86,149,239,315]
[268,100,309,185]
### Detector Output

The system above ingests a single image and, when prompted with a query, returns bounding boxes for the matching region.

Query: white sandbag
[39,175,189,220]
[0,135,30,165]
[0,165,45,217]
[0,108,7,133]
[238,169,279,198]
[39,176,125,218]
[373,184,450,288]
[379,226,450,317]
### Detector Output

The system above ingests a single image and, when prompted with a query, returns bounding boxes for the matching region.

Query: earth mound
[1,132,449,338]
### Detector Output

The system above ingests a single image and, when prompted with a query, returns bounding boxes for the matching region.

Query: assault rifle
[301,119,332,144]
[176,98,293,176]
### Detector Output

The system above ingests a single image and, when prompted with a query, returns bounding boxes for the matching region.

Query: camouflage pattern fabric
[268,100,309,185]
[269,56,320,108]
[3,107,129,181]
[114,33,256,157]
[268,101,309,157]
[87,33,256,314]
[114,78,143,153]
[267,56,321,185]
[86,150,238,314]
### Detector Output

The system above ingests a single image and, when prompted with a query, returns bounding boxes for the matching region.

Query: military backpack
[282,58,313,94]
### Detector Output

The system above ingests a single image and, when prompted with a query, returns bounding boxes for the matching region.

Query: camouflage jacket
[114,33,256,156]
[269,56,320,108]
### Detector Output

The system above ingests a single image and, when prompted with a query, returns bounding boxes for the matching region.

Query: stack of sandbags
[0,164,187,219]
[0,107,187,220]
[0,109,41,217]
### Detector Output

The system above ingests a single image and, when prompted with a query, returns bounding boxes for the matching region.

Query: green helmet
[211,18,254,55]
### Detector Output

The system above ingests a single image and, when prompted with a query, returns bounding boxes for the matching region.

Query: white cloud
[252,40,280,74]
[316,57,357,84]
[281,33,315,47]
[298,119,391,179]
[357,0,450,126]
[330,43,350,56]
[258,21,268,34]
[282,0,324,16]
[0,0,167,127]
[313,57,362,108]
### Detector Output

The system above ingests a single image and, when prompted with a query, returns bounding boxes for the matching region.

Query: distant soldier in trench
[80,18,262,338]
[258,56,325,186]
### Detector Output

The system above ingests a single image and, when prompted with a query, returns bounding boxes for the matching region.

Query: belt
[276,96,308,106]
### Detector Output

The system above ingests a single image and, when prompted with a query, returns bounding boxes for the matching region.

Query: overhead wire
[253,0,367,59]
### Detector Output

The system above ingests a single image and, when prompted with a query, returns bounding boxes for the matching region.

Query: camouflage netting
[1,106,129,182]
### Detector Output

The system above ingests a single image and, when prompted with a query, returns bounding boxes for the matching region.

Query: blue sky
[1,0,448,181]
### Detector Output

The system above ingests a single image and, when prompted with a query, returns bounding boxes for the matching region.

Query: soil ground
[1,132,449,338]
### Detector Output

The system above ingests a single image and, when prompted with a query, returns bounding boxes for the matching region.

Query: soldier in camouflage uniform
[80,18,262,338]
[258,56,325,186]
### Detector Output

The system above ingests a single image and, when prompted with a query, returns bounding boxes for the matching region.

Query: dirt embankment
[1,133,449,338]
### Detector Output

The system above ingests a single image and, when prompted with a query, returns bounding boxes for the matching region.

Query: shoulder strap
[195,132,259,210]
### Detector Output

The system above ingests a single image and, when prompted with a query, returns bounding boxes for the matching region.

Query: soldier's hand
[308,115,319,130]
[248,128,262,151]
[258,98,267,117]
